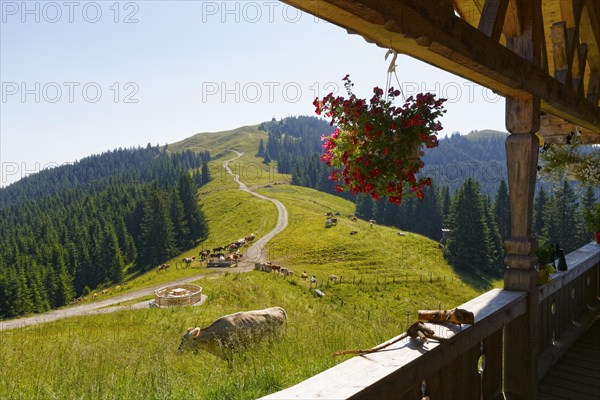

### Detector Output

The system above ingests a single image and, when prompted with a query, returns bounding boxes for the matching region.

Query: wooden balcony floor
[538,318,600,400]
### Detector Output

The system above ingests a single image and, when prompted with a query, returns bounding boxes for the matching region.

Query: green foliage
[583,203,600,232]
[539,135,600,186]
[447,178,495,275]
[542,180,580,253]
[494,179,511,240]
[0,147,210,318]
[533,187,548,238]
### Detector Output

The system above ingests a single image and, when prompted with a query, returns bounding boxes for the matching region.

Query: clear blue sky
[1,1,506,186]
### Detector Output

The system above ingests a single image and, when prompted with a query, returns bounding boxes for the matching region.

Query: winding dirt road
[0,151,288,331]
[223,150,288,265]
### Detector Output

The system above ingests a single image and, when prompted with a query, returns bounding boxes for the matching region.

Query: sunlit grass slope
[108,125,284,293]
[1,269,480,399]
[1,124,487,399]
[1,185,481,399]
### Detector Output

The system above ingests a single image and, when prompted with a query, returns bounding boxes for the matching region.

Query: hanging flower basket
[314,75,446,204]
[539,131,600,186]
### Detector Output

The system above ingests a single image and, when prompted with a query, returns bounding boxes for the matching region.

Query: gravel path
[223,150,288,266]
[0,151,289,331]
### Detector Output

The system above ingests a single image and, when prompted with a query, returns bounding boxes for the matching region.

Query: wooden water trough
[154,284,202,307]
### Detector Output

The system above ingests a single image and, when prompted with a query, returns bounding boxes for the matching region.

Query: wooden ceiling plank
[478,0,510,41]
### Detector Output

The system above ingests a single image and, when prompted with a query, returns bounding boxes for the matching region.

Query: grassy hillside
[0,191,482,398]
[0,125,488,399]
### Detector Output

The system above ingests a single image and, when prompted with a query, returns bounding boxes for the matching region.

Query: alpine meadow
[0,118,595,399]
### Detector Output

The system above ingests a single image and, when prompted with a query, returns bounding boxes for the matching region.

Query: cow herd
[254,261,293,276]
[198,233,256,265]
[156,234,257,271]
[325,211,362,234]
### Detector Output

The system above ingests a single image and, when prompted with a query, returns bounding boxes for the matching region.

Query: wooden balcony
[261,242,599,400]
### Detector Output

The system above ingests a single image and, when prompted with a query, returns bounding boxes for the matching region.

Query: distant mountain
[0,146,211,208]
[422,129,509,194]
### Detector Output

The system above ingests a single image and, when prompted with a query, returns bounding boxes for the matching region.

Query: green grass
[0,270,480,400]
[0,125,494,399]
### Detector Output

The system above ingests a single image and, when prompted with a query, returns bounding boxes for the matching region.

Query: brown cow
[177,307,288,361]
[157,263,170,271]
[270,265,281,273]
[182,257,195,267]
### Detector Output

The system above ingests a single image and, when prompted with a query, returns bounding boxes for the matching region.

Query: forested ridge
[261,116,598,278]
[0,146,210,319]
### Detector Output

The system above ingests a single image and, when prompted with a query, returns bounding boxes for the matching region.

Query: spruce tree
[533,187,547,240]
[170,187,189,250]
[263,151,272,165]
[291,162,304,186]
[579,186,597,242]
[372,197,385,224]
[355,194,373,220]
[178,173,208,244]
[412,183,442,240]
[543,181,580,253]
[452,178,493,273]
[140,185,175,267]
[201,160,210,185]
[440,185,452,227]
[494,179,511,240]
[483,195,505,276]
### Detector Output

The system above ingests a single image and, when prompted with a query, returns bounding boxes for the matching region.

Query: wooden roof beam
[536,8,549,74]
[575,44,588,93]
[282,0,599,132]
[551,22,570,84]
[504,0,522,37]
[559,0,585,91]
[587,70,600,104]
[478,0,509,42]
[580,1,600,104]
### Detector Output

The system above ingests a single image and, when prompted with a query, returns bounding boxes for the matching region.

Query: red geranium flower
[316,76,446,203]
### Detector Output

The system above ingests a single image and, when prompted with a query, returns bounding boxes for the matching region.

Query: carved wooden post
[502,1,542,398]
[504,95,540,282]
[503,95,540,400]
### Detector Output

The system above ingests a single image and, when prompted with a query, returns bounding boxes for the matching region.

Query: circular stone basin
[154,284,202,307]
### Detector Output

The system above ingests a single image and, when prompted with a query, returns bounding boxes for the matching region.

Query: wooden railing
[537,242,600,379]
[261,242,599,400]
